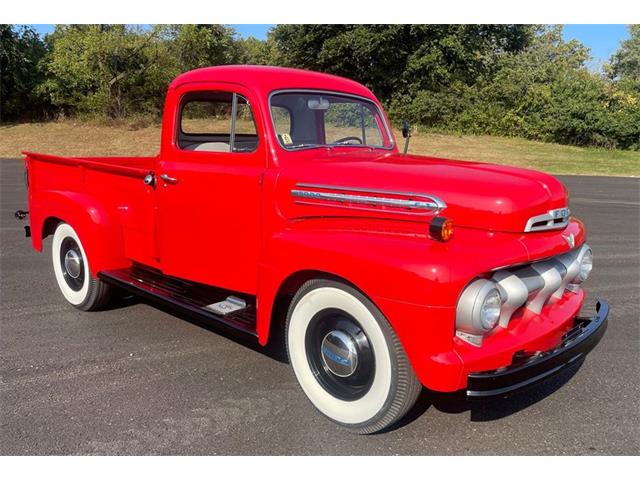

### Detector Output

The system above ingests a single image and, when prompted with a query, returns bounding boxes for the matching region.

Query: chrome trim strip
[291,183,447,213]
[524,208,571,232]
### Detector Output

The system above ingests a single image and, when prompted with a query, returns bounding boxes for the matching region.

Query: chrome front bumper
[466,298,609,398]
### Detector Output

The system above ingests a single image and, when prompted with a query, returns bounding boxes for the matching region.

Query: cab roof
[169,65,377,100]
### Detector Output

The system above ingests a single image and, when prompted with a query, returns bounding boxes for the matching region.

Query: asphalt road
[1,158,638,455]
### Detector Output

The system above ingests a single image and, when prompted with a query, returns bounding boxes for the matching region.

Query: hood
[277,152,569,233]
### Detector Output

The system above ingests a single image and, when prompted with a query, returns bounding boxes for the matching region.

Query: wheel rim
[59,237,85,291]
[305,308,375,401]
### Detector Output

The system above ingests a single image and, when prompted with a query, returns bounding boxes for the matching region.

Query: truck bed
[23,151,156,178]
[24,151,159,269]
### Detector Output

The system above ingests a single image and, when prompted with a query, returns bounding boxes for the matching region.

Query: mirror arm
[402,119,411,155]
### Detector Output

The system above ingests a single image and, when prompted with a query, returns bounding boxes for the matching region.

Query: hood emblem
[524,207,571,232]
[563,233,575,248]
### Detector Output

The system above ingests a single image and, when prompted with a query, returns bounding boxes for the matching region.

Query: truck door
[155,84,265,294]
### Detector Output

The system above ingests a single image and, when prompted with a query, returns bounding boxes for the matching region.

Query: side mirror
[402,119,411,139]
[401,120,411,154]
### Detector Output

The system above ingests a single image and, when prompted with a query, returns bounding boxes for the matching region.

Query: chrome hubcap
[306,309,374,400]
[320,330,358,377]
[64,249,82,279]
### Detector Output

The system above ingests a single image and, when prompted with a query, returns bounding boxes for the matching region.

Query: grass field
[1,121,638,176]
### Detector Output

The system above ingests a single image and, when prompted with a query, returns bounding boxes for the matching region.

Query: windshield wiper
[287,143,323,150]
[328,142,367,147]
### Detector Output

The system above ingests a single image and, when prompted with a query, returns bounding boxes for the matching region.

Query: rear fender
[31,190,128,275]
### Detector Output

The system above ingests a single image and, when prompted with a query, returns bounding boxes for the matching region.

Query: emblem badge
[563,233,575,248]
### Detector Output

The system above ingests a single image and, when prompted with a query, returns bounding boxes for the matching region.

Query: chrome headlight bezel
[479,288,502,330]
[456,279,503,336]
[577,248,593,283]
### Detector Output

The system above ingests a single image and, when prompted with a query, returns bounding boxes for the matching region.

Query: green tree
[237,35,279,65]
[34,24,244,119]
[411,26,640,149]
[607,25,640,148]
[163,24,240,71]
[0,25,48,121]
[40,25,176,118]
[609,25,640,82]
[271,24,534,100]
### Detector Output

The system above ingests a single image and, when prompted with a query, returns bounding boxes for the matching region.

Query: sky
[27,24,630,67]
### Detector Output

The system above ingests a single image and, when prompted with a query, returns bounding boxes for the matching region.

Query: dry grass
[0,121,162,157]
[401,131,640,177]
[1,121,638,176]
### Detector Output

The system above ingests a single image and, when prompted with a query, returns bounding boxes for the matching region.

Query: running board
[99,264,257,336]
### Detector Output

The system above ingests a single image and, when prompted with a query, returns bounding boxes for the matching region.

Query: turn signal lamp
[430,216,454,242]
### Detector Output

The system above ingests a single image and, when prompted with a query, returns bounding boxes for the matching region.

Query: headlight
[456,279,503,338]
[577,248,593,282]
[480,289,502,330]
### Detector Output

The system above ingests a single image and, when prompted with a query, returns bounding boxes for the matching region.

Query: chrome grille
[492,244,590,327]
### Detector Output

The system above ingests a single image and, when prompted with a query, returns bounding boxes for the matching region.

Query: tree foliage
[609,25,640,83]
[271,24,533,100]
[162,24,240,71]
[1,24,638,149]
[38,24,240,118]
[0,25,48,121]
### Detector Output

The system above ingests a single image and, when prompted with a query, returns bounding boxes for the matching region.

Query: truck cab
[20,66,608,434]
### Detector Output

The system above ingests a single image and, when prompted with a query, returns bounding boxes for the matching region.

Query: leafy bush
[0,25,48,121]
[387,27,640,149]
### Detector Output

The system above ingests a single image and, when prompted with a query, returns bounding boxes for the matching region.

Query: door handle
[160,174,179,184]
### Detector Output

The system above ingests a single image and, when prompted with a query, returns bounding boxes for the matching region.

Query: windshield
[270,91,393,150]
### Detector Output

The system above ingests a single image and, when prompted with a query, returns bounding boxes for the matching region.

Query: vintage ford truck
[18,65,608,434]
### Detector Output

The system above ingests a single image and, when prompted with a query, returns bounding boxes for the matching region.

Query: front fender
[256,226,461,388]
[30,190,128,275]
[257,226,452,339]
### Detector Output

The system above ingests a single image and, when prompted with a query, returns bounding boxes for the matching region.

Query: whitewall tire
[286,279,422,434]
[51,222,111,311]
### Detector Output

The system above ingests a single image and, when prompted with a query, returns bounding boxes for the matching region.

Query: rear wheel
[51,222,111,311]
[286,279,421,434]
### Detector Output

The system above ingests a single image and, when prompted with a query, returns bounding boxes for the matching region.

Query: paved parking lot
[1,159,638,454]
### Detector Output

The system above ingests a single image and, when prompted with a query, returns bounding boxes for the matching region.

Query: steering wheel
[333,136,363,145]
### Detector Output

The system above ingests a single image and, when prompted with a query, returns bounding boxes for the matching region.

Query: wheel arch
[259,268,372,347]
[42,216,64,240]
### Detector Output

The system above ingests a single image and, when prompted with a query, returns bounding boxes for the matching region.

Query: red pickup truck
[18,65,608,434]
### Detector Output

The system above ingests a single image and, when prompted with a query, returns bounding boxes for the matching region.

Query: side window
[178,91,258,153]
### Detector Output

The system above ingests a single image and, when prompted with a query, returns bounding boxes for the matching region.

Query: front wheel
[286,279,422,434]
[51,222,111,311]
